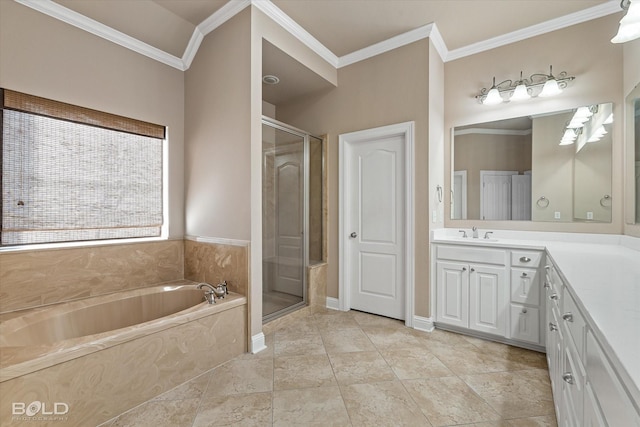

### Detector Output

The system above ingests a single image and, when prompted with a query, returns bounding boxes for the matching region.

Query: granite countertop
[431,230,640,404]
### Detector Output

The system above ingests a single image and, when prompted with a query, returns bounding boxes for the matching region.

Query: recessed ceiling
[262,40,335,106]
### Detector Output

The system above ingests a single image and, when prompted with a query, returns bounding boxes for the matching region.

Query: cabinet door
[469,264,506,336]
[584,383,606,427]
[510,304,540,344]
[436,261,468,328]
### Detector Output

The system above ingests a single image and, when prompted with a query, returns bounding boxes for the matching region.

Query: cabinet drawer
[586,331,640,427]
[511,268,540,306]
[510,304,540,344]
[437,245,506,265]
[562,289,586,359]
[563,337,585,426]
[511,250,543,268]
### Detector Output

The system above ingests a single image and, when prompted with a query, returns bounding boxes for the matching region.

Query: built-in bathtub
[0,281,247,426]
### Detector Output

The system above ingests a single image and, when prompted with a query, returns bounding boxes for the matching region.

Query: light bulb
[483,87,503,105]
[612,0,640,43]
[511,83,530,101]
[539,78,562,97]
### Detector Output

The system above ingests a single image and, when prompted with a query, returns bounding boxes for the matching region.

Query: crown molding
[14,0,186,70]
[454,128,532,137]
[251,0,339,68]
[339,24,433,68]
[445,0,621,61]
[14,0,622,71]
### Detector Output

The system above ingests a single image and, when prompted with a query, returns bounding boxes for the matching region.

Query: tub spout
[197,283,216,304]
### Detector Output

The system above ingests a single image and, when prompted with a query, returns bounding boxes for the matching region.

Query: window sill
[0,235,171,254]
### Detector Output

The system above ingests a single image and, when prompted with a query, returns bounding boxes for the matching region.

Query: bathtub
[0,281,247,426]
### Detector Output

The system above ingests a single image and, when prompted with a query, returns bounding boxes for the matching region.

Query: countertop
[432,230,640,404]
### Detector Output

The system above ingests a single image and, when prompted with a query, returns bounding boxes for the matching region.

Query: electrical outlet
[587,211,594,220]
[554,211,561,219]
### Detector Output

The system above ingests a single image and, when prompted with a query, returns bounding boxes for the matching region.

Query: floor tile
[403,376,501,426]
[361,325,424,349]
[204,357,273,397]
[274,331,326,357]
[272,386,351,426]
[152,371,212,401]
[111,398,200,427]
[193,392,273,427]
[379,347,454,380]
[350,310,405,329]
[274,353,337,390]
[341,380,431,426]
[329,351,397,385]
[428,341,523,375]
[321,328,376,354]
[313,311,361,332]
[461,371,555,419]
[506,414,557,426]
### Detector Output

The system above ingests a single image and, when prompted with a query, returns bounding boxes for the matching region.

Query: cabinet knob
[562,312,573,322]
[544,281,550,289]
[545,265,551,271]
[470,268,475,272]
[562,372,574,385]
[522,308,528,314]
[549,293,558,300]
[520,256,531,263]
[521,272,528,277]
[549,322,558,331]
[462,267,467,271]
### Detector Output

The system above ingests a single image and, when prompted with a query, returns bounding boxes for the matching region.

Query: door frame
[479,170,518,220]
[452,170,467,220]
[338,121,415,327]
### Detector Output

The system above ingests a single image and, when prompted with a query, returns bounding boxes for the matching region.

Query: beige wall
[445,15,624,234]
[276,39,431,316]
[184,8,252,241]
[0,0,185,239]
[455,133,532,220]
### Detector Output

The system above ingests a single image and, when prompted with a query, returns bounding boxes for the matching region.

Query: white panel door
[346,134,405,319]
[481,171,517,220]
[469,264,506,336]
[511,174,532,220]
[436,261,469,328]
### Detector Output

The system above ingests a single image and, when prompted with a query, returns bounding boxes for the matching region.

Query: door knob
[350,232,357,238]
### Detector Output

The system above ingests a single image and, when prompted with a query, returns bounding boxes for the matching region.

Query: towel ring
[600,195,611,207]
[436,185,443,203]
[536,196,550,208]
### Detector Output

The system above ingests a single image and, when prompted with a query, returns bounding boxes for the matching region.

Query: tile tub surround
[0,240,184,313]
[103,309,556,427]
[184,239,249,295]
[0,293,247,426]
[431,230,640,407]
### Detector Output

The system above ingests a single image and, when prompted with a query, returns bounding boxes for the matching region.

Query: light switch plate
[554,211,561,219]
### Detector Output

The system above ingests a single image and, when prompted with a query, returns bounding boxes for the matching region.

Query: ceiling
[48,0,619,105]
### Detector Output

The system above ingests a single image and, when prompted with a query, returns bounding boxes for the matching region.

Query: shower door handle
[350,232,357,238]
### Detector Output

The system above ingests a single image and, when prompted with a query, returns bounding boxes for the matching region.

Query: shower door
[262,121,307,319]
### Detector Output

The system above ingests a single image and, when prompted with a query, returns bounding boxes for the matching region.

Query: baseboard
[326,297,341,311]
[250,332,267,354]
[413,315,435,332]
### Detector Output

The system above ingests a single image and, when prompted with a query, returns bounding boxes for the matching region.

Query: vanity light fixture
[612,0,640,43]
[476,66,574,105]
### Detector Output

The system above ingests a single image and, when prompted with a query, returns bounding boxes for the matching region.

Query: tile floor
[103,309,557,427]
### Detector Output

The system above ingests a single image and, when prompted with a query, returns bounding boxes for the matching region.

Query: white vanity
[431,229,640,426]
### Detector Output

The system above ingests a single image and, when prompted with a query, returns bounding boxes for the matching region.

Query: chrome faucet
[484,231,494,239]
[458,230,467,238]
[472,226,478,238]
[212,281,228,299]
[197,283,216,304]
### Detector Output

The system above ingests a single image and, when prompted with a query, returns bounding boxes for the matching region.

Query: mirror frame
[624,83,640,226]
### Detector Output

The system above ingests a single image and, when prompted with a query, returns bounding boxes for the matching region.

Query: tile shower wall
[184,239,249,296]
[0,240,184,313]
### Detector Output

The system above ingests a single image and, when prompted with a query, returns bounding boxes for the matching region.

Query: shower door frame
[262,116,320,322]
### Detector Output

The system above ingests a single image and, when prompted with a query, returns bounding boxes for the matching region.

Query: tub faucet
[197,283,216,304]
[472,226,478,238]
[213,281,228,299]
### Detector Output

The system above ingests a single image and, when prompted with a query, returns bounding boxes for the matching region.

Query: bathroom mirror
[625,84,640,225]
[451,102,613,222]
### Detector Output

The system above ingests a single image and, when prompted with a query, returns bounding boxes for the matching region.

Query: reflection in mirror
[636,98,640,223]
[451,103,613,223]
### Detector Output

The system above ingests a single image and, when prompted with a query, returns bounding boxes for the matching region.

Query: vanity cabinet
[434,244,544,347]
[545,261,640,427]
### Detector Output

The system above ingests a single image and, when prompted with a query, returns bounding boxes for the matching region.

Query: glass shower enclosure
[262,117,322,322]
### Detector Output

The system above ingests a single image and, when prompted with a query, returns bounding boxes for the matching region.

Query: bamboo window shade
[1,88,165,246]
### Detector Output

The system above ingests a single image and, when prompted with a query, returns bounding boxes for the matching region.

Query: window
[1,89,165,246]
